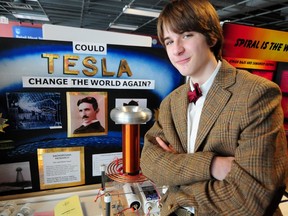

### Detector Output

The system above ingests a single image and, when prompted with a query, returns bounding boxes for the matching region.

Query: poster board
[0,37,185,195]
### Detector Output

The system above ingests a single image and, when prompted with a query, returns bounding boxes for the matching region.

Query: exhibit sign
[223,23,288,68]
[37,147,85,190]
[12,25,43,39]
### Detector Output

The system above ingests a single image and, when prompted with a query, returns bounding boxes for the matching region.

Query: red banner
[223,23,288,63]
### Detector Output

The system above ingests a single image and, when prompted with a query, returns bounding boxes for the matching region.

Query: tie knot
[188,83,202,104]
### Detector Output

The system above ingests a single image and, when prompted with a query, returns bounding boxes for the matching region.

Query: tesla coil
[107,105,152,183]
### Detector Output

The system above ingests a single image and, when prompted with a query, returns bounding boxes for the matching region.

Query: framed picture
[67,92,108,137]
[37,147,85,190]
[0,162,32,193]
[5,92,62,130]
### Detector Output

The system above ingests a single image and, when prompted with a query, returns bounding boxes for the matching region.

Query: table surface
[0,184,287,216]
[0,182,161,216]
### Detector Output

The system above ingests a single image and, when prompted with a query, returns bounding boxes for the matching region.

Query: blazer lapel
[171,83,190,153]
[194,60,236,152]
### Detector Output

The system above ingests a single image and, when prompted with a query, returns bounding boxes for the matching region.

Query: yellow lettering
[64,55,79,75]
[82,56,97,76]
[102,58,115,77]
[41,54,134,78]
[117,59,132,77]
[42,53,60,74]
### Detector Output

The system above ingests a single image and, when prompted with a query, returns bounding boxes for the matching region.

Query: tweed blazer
[140,60,288,216]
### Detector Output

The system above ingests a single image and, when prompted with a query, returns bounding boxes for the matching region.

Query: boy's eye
[183,33,193,39]
[165,40,173,46]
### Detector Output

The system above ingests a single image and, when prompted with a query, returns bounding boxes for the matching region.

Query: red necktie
[188,83,202,104]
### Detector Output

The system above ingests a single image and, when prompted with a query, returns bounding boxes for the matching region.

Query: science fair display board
[0,37,184,195]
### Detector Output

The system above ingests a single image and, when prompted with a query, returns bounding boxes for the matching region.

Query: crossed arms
[156,136,235,180]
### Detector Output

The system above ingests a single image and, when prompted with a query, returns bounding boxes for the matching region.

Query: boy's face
[78,102,97,125]
[163,25,216,79]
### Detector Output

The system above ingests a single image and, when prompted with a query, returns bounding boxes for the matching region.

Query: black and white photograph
[6,92,62,130]
[0,161,32,193]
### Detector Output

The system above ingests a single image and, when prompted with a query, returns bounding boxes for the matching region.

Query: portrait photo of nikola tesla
[74,96,105,134]
[67,92,108,138]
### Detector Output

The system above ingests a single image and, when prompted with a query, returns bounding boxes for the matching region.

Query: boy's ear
[210,37,217,47]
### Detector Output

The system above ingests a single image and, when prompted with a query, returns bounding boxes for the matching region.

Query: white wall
[42,24,152,47]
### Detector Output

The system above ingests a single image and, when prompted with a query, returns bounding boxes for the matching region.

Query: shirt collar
[189,60,222,96]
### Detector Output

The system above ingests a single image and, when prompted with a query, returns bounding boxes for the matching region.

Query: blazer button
[168,204,173,210]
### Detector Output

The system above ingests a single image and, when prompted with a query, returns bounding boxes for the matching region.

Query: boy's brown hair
[157,0,223,60]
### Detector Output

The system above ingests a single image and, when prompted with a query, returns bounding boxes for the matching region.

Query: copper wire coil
[122,124,140,175]
[106,158,147,183]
